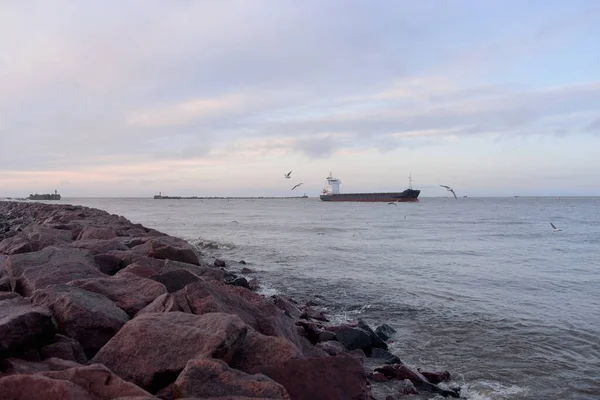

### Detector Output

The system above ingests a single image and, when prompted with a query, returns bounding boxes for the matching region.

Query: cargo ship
[319,173,420,202]
[28,190,61,201]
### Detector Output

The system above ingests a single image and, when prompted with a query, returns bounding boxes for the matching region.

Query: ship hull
[320,189,420,202]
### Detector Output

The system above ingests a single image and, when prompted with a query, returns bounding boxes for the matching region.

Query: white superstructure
[322,172,342,195]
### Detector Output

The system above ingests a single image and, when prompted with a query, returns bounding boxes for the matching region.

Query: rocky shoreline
[0,201,460,399]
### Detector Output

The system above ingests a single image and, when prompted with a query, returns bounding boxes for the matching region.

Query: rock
[93,253,126,275]
[272,296,302,319]
[375,324,397,342]
[247,278,259,291]
[0,291,19,300]
[0,224,73,255]
[76,225,117,240]
[214,258,226,267]
[160,260,225,282]
[317,330,336,342]
[135,293,182,316]
[182,281,304,350]
[370,348,401,364]
[2,357,81,374]
[153,269,201,293]
[116,262,161,279]
[32,284,129,357]
[91,312,248,392]
[227,277,250,289]
[395,379,420,395]
[41,364,154,399]
[239,260,247,265]
[300,307,329,322]
[334,326,374,352]
[316,340,346,356]
[0,374,94,399]
[230,329,303,373]
[0,296,56,357]
[68,272,167,316]
[172,358,289,399]
[132,237,200,266]
[380,364,459,398]
[70,238,129,255]
[5,246,105,296]
[418,369,451,384]
[256,356,371,400]
[294,321,321,344]
[371,372,389,382]
[357,319,388,350]
[0,276,11,291]
[39,334,88,364]
[374,365,398,379]
[241,267,255,274]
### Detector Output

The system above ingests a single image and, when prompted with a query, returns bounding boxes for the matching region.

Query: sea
[59,197,600,400]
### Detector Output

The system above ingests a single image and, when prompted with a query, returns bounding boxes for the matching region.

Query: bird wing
[440,185,450,189]
[550,222,557,229]
[450,189,457,199]
[292,183,303,190]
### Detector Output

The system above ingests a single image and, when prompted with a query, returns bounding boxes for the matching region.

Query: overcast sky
[1,0,599,197]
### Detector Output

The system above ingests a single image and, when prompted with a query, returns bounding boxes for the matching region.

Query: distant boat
[319,172,420,202]
[28,190,61,200]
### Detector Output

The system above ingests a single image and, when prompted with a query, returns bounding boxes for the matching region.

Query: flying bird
[292,183,303,190]
[284,171,292,179]
[440,185,458,199]
[550,222,561,232]
[388,199,400,205]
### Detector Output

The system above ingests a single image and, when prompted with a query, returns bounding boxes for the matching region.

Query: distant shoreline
[153,195,309,200]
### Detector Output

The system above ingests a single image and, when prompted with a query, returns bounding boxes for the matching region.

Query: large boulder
[131,237,200,265]
[69,238,129,255]
[334,320,388,354]
[4,246,105,296]
[172,358,289,399]
[0,374,94,400]
[32,284,129,357]
[91,312,248,392]
[0,224,73,255]
[160,259,225,281]
[375,324,397,342]
[76,225,118,241]
[230,329,303,373]
[182,281,304,349]
[256,357,372,400]
[0,296,56,357]
[153,269,202,293]
[68,272,167,316]
[39,334,88,364]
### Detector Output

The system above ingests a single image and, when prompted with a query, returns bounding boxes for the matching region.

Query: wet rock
[226,276,250,289]
[357,319,388,350]
[370,348,401,364]
[272,296,302,319]
[172,358,289,399]
[40,334,87,364]
[91,312,248,392]
[41,364,154,399]
[395,379,420,395]
[334,326,374,352]
[380,364,460,398]
[68,272,167,316]
[5,246,105,296]
[0,296,56,357]
[154,269,201,293]
[214,258,226,267]
[132,236,201,265]
[374,365,398,379]
[32,284,129,357]
[375,324,397,342]
[371,372,389,382]
[317,330,336,342]
[418,369,451,384]
[300,307,329,322]
[230,329,303,373]
[241,267,257,274]
[256,356,371,400]
[248,278,259,291]
[239,260,247,265]
[182,281,304,349]
[76,225,117,241]
[0,374,93,400]
[295,321,321,344]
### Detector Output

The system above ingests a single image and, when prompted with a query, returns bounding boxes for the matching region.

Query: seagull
[284,171,292,179]
[292,183,303,190]
[388,199,400,205]
[550,222,562,232]
[440,185,458,199]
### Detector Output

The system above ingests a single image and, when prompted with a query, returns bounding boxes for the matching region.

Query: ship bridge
[323,172,341,195]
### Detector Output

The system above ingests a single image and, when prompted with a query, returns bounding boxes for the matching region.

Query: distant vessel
[319,173,420,202]
[28,190,61,200]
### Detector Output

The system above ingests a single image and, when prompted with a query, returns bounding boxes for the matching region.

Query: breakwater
[0,201,459,399]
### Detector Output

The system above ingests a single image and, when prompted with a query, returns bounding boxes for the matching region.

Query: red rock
[40,334,87,364]
[172,358,289,399]
[70,238,129,255]
[182,281,304,349]
[256,357,372,400]
[316,340,346,356]
[300,307,329,322]
[0,374,94,399]
[371,372,389,382]
[68,272,167,316]
[2,357,81,374]
[93,253,125,275]
[214,258,226,267]
[76,226,117,240]
[247,278,259,291]
[160,259,225,282]
[116,262,161,279]
[132,236,200,266]
[0,296,56,357]
[241,267,255,274]
[32,284,129,357]
[134,293,182,316]
[0,224,73,255]
[5,246,105,296]
[91,312,248,391]
[272,296,301,319]
[230,329,303,373]
[153,269,201,293]
[41,364,154,399]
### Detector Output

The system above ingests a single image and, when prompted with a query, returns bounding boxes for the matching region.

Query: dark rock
[32,284,129,357]
[334,326,374,352]
[132,236,200,265]
[241,266,255,274]
[4,246,105,296]
[230,328,303,373]
[370,348,401,364]
[316,340,346,356]
[317,330,336,342]
[40,334,87,364]
[1,357,80,374]
[375,323,397,342]
[418,369,451,384]
[91,312,248,392]
[248,278,259,291]
[239,260,247,265]
[0,276,11,291]
[154,268,201,293]
[93,253,125,275]
[295,321,321,345]
[358,319,388,350]
[395,379,420,395]
[214,258,226,267]
[0,291,19,300]
[0,374,93,399]
[371,372,389,382]
[0,296,56,357]
[272,295,302,319]
[374,365,398,379]
[68,272,167,316]
[172,358,289,399]
[394,364,459,398]
[256,356,372,400]
[69,238,129,255]
[115,262,161,279]
[160,260,225,281]
[227,276,250,289]
[300,307,329,322]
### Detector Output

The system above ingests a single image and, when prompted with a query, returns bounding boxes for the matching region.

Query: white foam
[457,380,529,400]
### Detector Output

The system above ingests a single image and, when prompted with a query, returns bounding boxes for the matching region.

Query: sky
[1,0,600,197]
